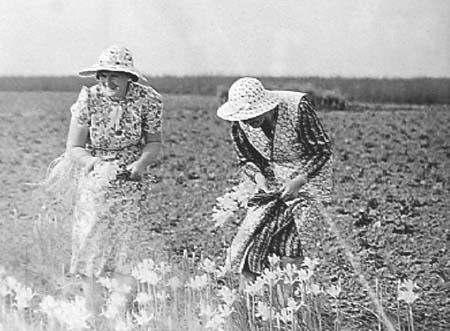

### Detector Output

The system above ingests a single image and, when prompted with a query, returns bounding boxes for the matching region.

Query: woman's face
[97,71,130,99]
[243,110,273,128]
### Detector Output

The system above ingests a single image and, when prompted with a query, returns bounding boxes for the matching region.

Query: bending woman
[216,77,332,283]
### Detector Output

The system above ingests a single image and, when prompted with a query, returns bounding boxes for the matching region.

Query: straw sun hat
[78,45,146,82]
[217,77,280,121]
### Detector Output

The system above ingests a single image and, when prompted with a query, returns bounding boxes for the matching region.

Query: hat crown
[97,45,134,69]
[228,77,267,107]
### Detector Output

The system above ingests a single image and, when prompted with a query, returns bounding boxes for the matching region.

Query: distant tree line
[0,75,448,105]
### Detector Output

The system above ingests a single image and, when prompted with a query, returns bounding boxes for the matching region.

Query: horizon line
[1,74,450,80]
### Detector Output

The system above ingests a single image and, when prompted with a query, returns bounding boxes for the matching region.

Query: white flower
[206,313,226,331]
[302,257,320,272]
[157,261,172,276]
[286,298,302,313]
[110,291,127,307]
[218,286,237,306]
[276,308,292,324]
[135,292,152,305]
[98,276,131,294]
[398,279,420,304]
[132,259,160,285]
[156,290,169,302]
[199,303,216,319]
[59,296,92,330]
[135,258,156,273]
[309,283,323,295]
[40,295,58,318]
[114,317,134,331]
[256,301,273,321]
[212,208,235,227]
[201,258,216,274]
[213,179,258,227]
[92,161,120,186]
[268,254,280,267]
[262,268,279,284]
[41,295,91,329]
[13,284,35,309]
[167,276,182,291]
[326,283,342,298]
[136,269,160,285]
[133,310,154,326]
[97,276,117,290]
[186,274,208,290]
[0,281,10,298]
[218,303,234,318]
[102,304,121,320]
[215,264,231,278]
[102,290,128,320]
[296,268,313,282]
[5,276,19,291]
[244,277,265,296]
[282,263,298,285]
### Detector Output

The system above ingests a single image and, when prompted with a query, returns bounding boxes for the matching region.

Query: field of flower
[0,91,449,330]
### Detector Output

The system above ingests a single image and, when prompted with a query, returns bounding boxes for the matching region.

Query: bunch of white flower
[0,274,35,310]
[132,258,161,285]
[83,161,120,193]
[212,179,258,227]
[40,295,91,330]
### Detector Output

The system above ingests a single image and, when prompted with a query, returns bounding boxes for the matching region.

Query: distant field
[1,75,449,105]
[0,91,449,329]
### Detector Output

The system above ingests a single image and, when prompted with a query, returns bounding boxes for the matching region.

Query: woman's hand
[83,156,101,175]
[126,161,147,180]
[255,173,269,192]
[280,174,308,200]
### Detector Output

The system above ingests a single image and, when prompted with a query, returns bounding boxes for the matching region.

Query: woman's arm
[65,86,99,173]
[127,90,163,180]
[127,132,162,180]
[281,97,332,199]
[66,116,99,173]
[297,97,332,177]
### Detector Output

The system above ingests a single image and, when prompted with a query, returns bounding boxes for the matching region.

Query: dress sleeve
[296,97,332,178]
[70,86,91,127]
[231,122,272,182]
[142,94,163,136]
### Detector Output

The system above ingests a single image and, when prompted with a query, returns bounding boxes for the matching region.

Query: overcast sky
[0,0,449,78]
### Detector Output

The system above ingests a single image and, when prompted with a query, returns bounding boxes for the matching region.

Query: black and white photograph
[0,1,449,330]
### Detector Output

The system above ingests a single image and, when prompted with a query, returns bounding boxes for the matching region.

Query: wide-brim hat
[78,45,147,82]
[217,77,280,121]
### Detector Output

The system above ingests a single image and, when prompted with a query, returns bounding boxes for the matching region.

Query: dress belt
[91,143,140,152]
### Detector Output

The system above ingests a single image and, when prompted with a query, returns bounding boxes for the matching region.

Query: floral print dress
[69,82,162,277]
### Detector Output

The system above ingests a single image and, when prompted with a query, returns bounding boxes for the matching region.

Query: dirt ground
[0,92,449,329]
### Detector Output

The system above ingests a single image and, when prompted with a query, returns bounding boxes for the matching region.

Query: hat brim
[217,91,279,121]
[78,65,146,82]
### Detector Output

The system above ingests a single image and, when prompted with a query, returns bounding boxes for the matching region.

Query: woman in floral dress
[49,45,163,283]
[216,77,332,283]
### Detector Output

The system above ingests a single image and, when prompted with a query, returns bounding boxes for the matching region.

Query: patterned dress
[69,82,163,277]
[227,91,332,274]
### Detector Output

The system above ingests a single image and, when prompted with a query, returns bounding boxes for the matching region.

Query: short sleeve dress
[69,82,163,277]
